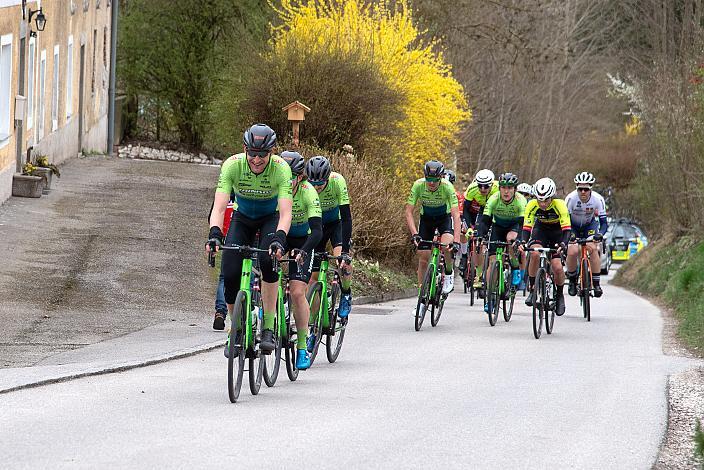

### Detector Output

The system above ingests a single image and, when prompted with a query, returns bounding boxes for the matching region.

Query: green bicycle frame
[311,257,331,329]
[226,256,256,351]
[427,245,442,300]
[495,245,506,297]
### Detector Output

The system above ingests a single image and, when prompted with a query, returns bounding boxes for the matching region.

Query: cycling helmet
[517,183,533,196]
[498,172,519,187]
[424,160,445,178]
[444,169,456,184]
[533,177,556,200]
[281,151,305,176]
[243,124,277,153]
[305,156,332,182]
[574,171,596,186]
[475,169,495,185]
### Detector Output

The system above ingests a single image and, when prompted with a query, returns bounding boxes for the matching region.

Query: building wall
[0,0,112,204]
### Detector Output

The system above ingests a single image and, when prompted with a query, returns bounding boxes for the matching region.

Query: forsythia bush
[268,0,470,185]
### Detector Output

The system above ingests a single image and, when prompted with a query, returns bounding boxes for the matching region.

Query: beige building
[0,0,112,203]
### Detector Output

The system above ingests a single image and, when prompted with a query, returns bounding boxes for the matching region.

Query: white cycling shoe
[442,274,454,294]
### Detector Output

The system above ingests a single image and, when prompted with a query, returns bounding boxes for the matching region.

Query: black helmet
[281,151,305,176]
[424,160,444,178]
[243,124,276,154]
[445,170,456,184]
[305,156,332,183]
[498,172,519,187]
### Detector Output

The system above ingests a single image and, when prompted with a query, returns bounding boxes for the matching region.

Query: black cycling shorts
[312,220,342,271]
[571,218,599,240]
[285,235,314,283]
[222,211,279,304]
[488,224,519,255]
[528,224,563,259]
[418,214,453,250]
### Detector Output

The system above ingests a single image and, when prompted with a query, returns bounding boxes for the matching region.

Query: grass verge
[613,236,704,356]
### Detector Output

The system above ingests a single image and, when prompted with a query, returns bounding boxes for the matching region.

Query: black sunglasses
[577,187,591,192]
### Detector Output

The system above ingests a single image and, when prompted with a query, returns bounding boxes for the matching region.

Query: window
[0,34,12,145]
[28,36,36,129]
[66,36,73,119]
[52,44,59,131]
[91,29,96,94]
[38,49,46,139]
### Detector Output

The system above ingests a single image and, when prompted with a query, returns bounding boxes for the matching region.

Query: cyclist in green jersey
[281,151,323,370]
[206,124,293,352]
[306,156,354,319]
[462,169,498,290]
[476,173,527,313]
[405,160,461,294]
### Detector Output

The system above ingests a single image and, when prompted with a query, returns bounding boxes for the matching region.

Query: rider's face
[500,186,514,201]
[577,186,592,203]
[538,198,552,210]
[478,183,491,196]
[244,146,271,173]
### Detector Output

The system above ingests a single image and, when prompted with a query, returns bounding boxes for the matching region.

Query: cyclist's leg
[566,230,580,296]
[329,220,353,316]
[256,214,282,344]
[222,211,257,327]
[416,215,436,286]
[506,229,522,285]
[309,223,333,286]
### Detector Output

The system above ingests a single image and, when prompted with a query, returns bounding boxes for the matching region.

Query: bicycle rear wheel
[415,266,432,331]
[228,291,247,403]
[468,254,476,306]
[545,274,555,334]
[532,269,545,339]
[263,297,283,387]
[581,258,591,322]
[306,282,324,365]
[284,295,299,382]
[326,282,346,363]
[503,287,515,322]
[487,261,500,326]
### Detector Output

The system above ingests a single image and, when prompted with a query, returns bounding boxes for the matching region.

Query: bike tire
[503,287,515,322]
[415,266,432,331]
[431,269,444,327]
[284,294,299,382]
[468,255,476,306]
[263,296,283,387]
[582,258,591,322]
[326,282,346,363]
[545,273,555,334]
[306,282,324,365]
[227,290,247,403]
[487,261,500,326]
[532,269,545,339]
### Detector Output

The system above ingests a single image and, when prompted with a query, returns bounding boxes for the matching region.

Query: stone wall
[117,144,223,165]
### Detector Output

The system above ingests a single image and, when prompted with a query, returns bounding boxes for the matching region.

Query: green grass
[351,257,416,297]
[614,236,704,355]
[696,419,704,464]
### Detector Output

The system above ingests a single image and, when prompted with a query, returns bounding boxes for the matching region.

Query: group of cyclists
[206,124,353,372]
[405,160,608,317]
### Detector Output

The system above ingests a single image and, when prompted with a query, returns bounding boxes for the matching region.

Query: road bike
[573,237,600,322]
[307,251,348,365]
[463,234,481,306]
[524,246,559,339]
[414,238,448,331]
[485,240,518,326]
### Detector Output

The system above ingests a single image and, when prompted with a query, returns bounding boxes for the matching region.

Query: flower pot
[34,167,53,191]
[12,174,45,198]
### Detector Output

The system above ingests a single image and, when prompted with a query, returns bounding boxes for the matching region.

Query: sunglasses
[309,180,327,186]
[425,177,441,183]
[478,184,491,190]
[577,187,592,192]
[246,149,270,158]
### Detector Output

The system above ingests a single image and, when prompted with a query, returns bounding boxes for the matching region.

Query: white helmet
[574,171,596,185]
[517,183,533,196]
[533,178,556,200]
[475,169,495,185]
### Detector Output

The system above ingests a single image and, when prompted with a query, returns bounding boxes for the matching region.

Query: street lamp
[28,8,47,32]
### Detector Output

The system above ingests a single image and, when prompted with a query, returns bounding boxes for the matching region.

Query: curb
[0,289,417,395]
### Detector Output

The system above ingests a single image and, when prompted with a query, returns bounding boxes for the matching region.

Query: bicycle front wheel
[306,282,324,365]
[415,266,432,331]
[581,258,591,322]
[326,282,346,363]
[228,290,247,403]
[263,298,282,387]
[532,269,545,339]
[284,293,299,382]
[487,261,500,326]
[503,286,515,322]
[545,274,556,334]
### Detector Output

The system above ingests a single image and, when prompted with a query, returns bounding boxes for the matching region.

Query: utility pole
[106,0,119,155]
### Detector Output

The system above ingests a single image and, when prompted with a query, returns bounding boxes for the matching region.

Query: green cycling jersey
[406,178,459,217]
[317,172,350,224]
[483,192,527,228]
[290,180,322,237]
[216,153,292,219]
[463,180,499,214]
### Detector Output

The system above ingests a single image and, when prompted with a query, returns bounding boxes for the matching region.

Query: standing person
[405,160,461,294]
[280,151,323,369]
[564,172,608,298]
[211,193,236,330]
[306,156,354,318]
[462,169,498,290]
[206,124,293,353]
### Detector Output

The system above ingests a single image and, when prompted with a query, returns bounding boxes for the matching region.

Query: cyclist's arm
[513,217,525,241]
[209,192,230,231]
[450,205,461,242]
[477,214,492,238]
[405,204,418,236]
[598,215,608,235]
[339,204,352,253]
[277,198,293,234]
[462,203,475,226]
[301,217,323,254]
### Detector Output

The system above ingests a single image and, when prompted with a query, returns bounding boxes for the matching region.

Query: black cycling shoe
[555,293,566,316]
[525,290,535,307]
[568,278,578,297]
[260,329,275,354]
[593,285,603,298]
[459,256,468,277]
[213,312,226,331]
[224,331,241,359]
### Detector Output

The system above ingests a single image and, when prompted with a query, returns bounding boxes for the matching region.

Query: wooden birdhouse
[282,101,311,146]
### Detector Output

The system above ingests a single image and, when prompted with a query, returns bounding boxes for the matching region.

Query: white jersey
[565,190,606,227]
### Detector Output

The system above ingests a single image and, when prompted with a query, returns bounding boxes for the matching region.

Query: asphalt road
[1,277,696,469]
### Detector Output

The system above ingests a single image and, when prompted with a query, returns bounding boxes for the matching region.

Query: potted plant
[34,155,60,190]
[12,163,45,198]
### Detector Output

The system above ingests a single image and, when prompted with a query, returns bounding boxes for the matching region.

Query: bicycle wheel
[532,269,545,339]
[503,281,515,322]
[545,274,556,334]
[263,298,282,387]
[431,270,445,327]
[326,282,346,363]
[284,294,299,382]
[227,291,247,403]
[306,282,324,365]
[487,261,500,326]
[248,299,265,395]
[468,254,476,306]
[415,266,432,331]
[581,258,591,322]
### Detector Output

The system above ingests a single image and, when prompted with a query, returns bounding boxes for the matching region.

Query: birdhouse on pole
[282,101,311,146]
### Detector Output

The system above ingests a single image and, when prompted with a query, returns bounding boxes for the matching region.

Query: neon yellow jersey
[290,181,322,237]
[317,172,350,224]
[216,153,292,219]
[406,179,458,217]
[463,181,499,214]
[523,198,571,231]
